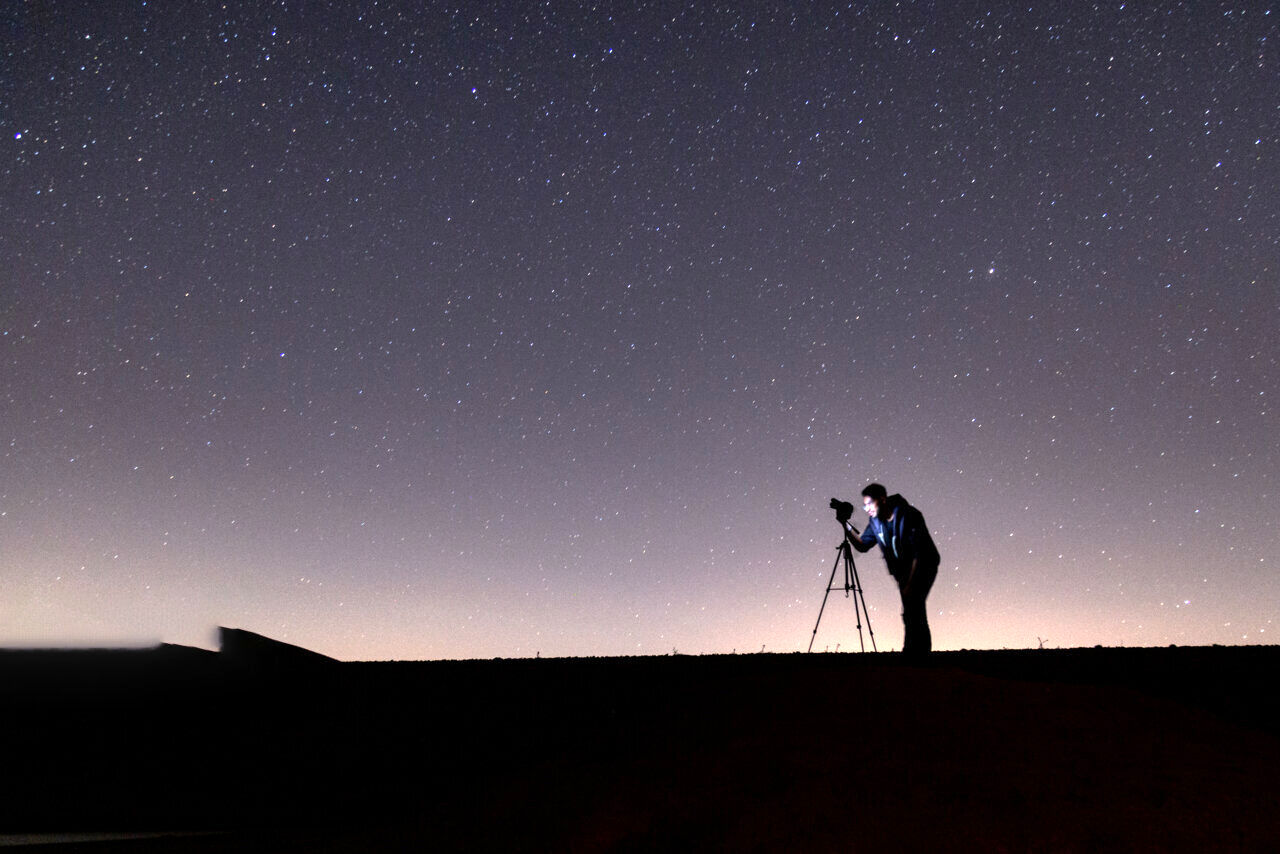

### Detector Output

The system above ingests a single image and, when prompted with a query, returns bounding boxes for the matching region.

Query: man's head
[861,482,888,518]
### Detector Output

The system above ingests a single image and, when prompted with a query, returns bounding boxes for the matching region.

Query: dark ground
[2,634,1277,852]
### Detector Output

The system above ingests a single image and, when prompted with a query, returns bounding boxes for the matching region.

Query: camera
[830,498,854,524]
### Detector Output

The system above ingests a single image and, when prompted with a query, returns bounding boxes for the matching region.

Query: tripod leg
[847,555,877,653]
[842,546,866,653]
[808,549,844,652]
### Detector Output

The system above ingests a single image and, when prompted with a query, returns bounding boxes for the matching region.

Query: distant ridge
[218,627,336,667]
[0,628,333,669]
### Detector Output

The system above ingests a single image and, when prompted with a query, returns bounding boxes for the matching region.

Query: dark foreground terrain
[2,631,1277,852]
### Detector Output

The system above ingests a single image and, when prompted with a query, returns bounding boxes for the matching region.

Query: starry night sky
[4,2,1276,659]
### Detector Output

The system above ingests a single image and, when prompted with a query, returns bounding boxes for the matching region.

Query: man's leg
[900,590,925,655]
[901,564,937,656]
[897,582,919,655]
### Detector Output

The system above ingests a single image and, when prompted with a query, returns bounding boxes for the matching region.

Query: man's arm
[903,557,919,594]
[900,506,939,565]
[846,521,876,553]
[899,506,937,594]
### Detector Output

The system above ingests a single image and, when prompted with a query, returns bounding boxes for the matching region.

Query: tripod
[808,528,877,653]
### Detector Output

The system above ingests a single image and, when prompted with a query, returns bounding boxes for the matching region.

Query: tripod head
[829,497,861,541]
[829,497,854,523]
[829,494,860,535]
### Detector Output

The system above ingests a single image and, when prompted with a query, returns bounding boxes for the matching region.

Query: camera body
[830,498,854,524]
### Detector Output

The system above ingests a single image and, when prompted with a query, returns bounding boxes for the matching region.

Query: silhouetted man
[843,483,939,657]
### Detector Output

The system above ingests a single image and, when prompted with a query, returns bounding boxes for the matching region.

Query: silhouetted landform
[2,637,1278,852]
[217,627,336,669]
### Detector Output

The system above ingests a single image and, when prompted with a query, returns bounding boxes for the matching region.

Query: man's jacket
[852,494,940,581]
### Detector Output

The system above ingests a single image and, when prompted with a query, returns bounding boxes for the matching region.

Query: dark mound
[2,639,1277,851]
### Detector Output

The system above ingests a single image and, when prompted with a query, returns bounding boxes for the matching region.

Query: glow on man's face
[862,496,880,518]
